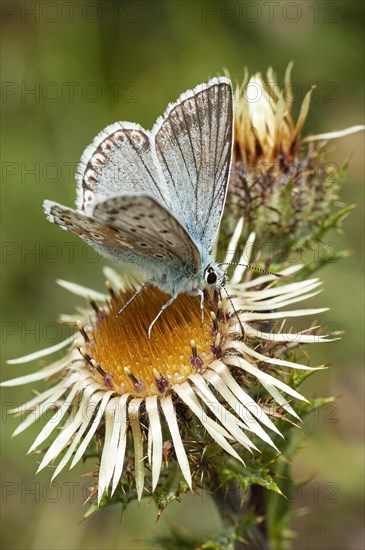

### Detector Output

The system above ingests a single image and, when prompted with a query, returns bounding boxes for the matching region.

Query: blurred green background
[1,1,364,548]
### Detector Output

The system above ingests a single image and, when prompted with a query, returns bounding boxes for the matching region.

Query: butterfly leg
[116,279,153,318]
[197,289,205,325]
[148,294,177,339]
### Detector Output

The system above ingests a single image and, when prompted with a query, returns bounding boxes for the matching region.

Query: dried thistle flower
[228,63,364,245]
[2,229,332,503]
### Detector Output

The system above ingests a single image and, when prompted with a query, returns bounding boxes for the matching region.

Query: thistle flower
[229,63,364,243]
[2,228,332,504]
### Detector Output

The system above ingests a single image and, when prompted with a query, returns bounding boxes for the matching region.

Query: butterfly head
[203,264,227,290]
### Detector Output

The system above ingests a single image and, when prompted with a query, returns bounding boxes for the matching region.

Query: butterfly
[44,78,234,338]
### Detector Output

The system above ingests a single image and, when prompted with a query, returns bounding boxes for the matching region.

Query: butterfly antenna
[220,286,245,338]
[219,262,291,279]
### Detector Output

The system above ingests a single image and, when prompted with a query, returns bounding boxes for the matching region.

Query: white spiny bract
[2,228,332,502]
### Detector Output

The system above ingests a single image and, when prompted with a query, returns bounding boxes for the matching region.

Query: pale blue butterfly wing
[44,195,201,293]
[152,77,233,254]
[44,77,233,294]
[76,122,172,214]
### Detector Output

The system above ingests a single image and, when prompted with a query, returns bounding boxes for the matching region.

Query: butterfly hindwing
[91,194,201,270]
[44,196,201,275]
[45,78,233,292]
[75,79,233,256]
[76,122,171,214]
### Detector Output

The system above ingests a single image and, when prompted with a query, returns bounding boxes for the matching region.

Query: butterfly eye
[205,270,217,285]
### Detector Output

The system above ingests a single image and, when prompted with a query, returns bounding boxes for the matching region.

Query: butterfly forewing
[152,77,233,253]
[44,78,233,296]
[76,122,171,213]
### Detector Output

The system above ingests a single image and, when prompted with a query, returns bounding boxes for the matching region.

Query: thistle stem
[212,480,270,550]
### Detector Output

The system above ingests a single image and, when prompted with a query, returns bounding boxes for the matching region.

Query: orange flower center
[81,287,225,397]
